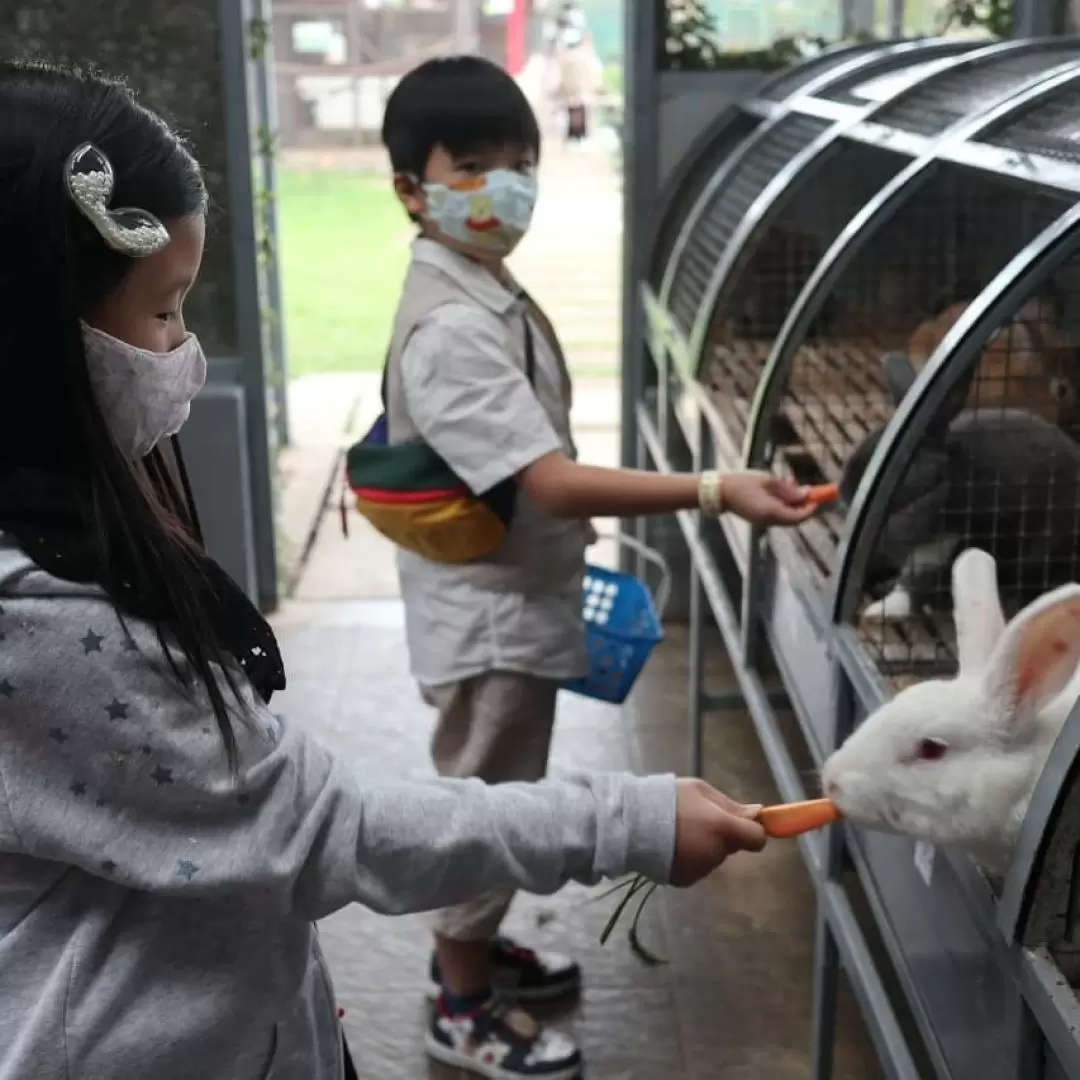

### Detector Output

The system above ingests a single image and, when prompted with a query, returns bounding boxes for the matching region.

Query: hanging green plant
[660,1,857,74]
[247,12,290,451]
[937,0,1014,37]
[248,15,279,273]
[661,0,724,71]
[249,15,271,63]
[254,126,279,268]
[709,35,834,72]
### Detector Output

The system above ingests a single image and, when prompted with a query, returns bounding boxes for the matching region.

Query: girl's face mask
[82,322,208,459]
[421,169,538,256]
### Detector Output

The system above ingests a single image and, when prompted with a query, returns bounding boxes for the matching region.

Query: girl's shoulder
[0,538,181,691]
[0,537,105,603]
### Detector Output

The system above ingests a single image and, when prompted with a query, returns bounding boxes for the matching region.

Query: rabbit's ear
[952,548,1005,675]
[983,584,1080,723]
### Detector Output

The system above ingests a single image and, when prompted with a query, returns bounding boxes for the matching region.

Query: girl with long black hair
[0,60,767,1080]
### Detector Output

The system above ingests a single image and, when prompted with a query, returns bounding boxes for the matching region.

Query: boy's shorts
[423,671,559,941]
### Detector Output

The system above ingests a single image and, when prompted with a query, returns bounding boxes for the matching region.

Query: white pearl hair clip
[65,142,171,258]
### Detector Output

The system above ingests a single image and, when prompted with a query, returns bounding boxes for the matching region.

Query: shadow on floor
[270,599,883,1079]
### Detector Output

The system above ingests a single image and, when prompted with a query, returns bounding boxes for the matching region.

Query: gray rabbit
[840,352,1080,621]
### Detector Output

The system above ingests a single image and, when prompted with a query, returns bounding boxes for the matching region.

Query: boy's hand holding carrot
[519,454,839,527]
[721,472,836,527]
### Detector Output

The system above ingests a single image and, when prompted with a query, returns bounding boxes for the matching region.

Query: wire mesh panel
[979,81,1080,165]
[757,42,884,103]
[1013,731,1080,1019]
[649,112,761,286]
[829,171,1080,690]
[871,46,1080,137]
[694,139,908,471]
[818,41,984,106]
[1034,818,1080,991]
[665,113,830,337]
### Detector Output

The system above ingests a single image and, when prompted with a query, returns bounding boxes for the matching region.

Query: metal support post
[811,671,858,1080]
[218,0,280,611]
[885,0,906,36]
[689,550,705,777]
[454,0,480,53]
[810,897,841,1080]
[251,0,290,448]
[619,0,660,570]
[1012,0,1065,36]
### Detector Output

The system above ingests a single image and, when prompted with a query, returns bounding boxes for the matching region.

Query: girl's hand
[670,779,767,887]
[721,471,815,526]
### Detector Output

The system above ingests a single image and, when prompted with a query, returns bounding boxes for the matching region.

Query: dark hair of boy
[381,55,541,179]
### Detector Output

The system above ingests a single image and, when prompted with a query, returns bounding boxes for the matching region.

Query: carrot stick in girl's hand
[805,483,840,508]
[758,798,841,838]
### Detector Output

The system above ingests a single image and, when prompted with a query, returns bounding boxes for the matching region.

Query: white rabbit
[821,548,1080,877]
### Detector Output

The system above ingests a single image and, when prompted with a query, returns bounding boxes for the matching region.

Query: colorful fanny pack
[343,319,537,565]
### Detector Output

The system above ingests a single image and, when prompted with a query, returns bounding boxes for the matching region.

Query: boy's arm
[519,452,814,525]
[402,307,816,527]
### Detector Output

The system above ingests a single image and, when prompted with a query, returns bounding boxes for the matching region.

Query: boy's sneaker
[426,995,582,1080]
[428,937,581,1003]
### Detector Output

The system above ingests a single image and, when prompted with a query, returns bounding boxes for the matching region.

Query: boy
[380,56,815,1079]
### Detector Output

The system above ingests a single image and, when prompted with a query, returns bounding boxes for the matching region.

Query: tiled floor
[270,598,884,1079]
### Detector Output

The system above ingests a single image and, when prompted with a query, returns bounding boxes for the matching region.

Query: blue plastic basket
[563,535,669,705]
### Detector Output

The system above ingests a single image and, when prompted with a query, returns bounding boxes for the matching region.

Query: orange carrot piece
[758,799,841,838]
[806,483,840,507]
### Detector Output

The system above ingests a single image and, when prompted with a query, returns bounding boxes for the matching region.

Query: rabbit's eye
[917,737,948,762]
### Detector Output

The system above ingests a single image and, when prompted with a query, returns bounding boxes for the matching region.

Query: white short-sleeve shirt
[391,239,589,689]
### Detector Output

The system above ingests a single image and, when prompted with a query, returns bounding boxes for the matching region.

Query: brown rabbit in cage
[907,292,1080,430]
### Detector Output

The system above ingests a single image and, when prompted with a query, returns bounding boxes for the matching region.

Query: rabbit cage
[633,35,1080,1080]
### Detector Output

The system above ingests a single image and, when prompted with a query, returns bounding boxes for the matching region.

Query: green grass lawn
[278,169,411,377]
[277,166,621,378]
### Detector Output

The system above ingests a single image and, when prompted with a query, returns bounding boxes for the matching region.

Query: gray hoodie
[0,541,677,1079]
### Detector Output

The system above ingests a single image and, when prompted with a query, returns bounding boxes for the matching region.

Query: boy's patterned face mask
[422,169,538,256]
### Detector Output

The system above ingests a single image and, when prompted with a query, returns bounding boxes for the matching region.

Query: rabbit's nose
[824,779,840,800]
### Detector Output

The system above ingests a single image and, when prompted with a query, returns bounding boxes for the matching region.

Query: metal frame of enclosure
[215,0,288,609]
[623,26,1080,1080]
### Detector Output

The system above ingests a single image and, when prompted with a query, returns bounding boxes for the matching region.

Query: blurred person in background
[547,2,601,145]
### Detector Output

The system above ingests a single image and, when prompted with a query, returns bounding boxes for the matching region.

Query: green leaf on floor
[596,874,668,966]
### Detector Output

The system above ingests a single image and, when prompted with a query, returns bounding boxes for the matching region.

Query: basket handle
[594,531,673,619]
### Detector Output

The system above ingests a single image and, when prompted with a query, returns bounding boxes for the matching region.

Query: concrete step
[514,288,620,305]
[527,303,618,320]
[566,353,620,372]
[535,303,620,320]
[520,287,620,305]
[542,327,620,346]
[537,296,619,307]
